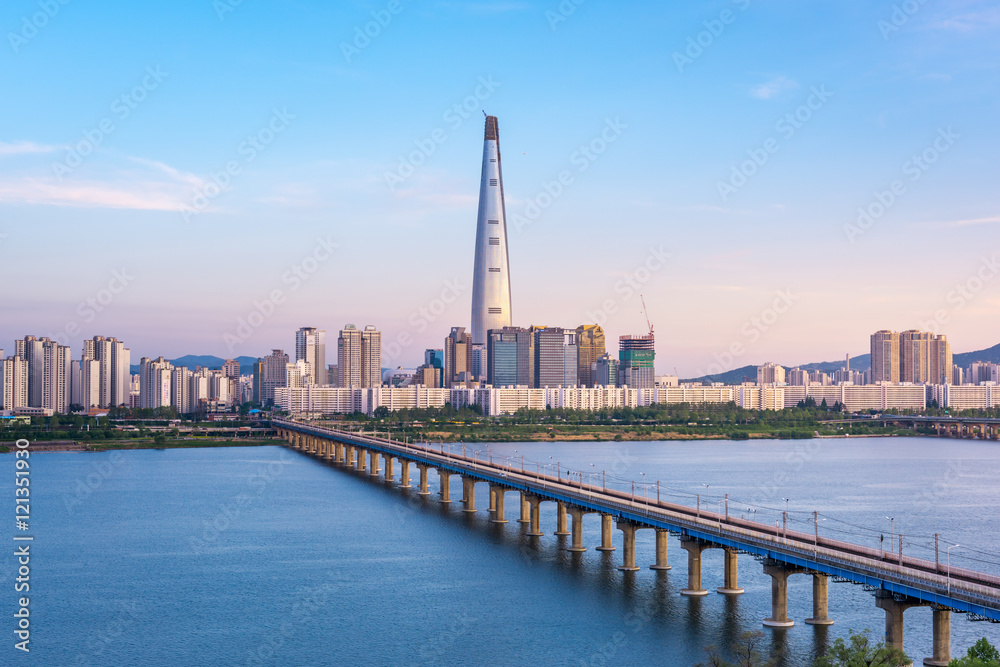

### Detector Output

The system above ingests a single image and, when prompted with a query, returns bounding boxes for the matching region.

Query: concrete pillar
[875,594,919,651]
[488,487,497,513]
[805,574,834,625]
[416,464,430,496]
[491,486,507,524]
[924,606,951,666]
[680,538,708,596]
[369,450,380,477]
[650,528,671,570]
[596,514,615,551]
[617,521,640,571]
[567,508,587,552]
[555,502,570,536]
[763,563,798,627]
[357,448,366,472]
[717,547,744,595]
[462,477,476,513]
[399,460,411,488]
[439,470,452,503]
[384,454,393,480]
[527,496,544,536]
[518,492,530,524]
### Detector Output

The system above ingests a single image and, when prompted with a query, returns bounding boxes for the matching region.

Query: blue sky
[1,0,998,376]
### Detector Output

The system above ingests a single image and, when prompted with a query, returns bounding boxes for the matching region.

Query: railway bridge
[273,418,1000,666]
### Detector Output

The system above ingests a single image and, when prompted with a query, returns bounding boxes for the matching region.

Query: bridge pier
[567,507,587,552]
[384,454,393,480]
[555,502,570,536]
[680,537,708,596]
[462,477,477,513]
[438,470,452,503]
[416,464,430,496]
[399,460,411,488]
[596,514,615,552]
[924,606,951,666]
[491,485,507,524]
[518,492,530,524]
[526,496,544,536]
[763,561,806,627]
[650,528,671,570]
[616,521,641,571]
[358,448,368,472]
[368,450,380,477]
[875,592,923,652]
[488,487,497,513]
[804,574,834,625]
[717,547,743,594]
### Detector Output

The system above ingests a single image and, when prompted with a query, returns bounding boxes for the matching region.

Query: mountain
[129,355,258,376]
[683,343,1000,384]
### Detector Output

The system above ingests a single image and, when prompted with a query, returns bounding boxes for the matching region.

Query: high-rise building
[563,331,578,387]
[17,336,45,407]
[260,349,289,405]
[172,367,193,414]
[900,330,932,383]
[444,327,472,388]
[788,368,809,386]
[139,357,173,409]
[575,325,606,388]
[593,353,619,387]
[470,115,512,347]
[619,334,655,389]
[533,327,566,388]
[295,327,326,386]
[42,340,72,413]
[286,359,314,389]
[338,325,362,389]
[928,334,953,385]
[487,327,531,387]
[0,356,28,411]
[327,364,339,387]
[871,330,900,384]
[361,325,381,388]
[757,362,786,385]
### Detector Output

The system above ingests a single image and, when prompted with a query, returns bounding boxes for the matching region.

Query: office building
[619,334,655,389]
[444,327,472,388]
[576,325,606,388]
[487,327,531,387]
[259,349,289,405]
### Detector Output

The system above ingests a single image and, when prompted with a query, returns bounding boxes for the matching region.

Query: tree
[152,433,167,447]
[950,638,1000,667]
[698,631,775,667]
[373,406,390,420]
[813,630,909,667]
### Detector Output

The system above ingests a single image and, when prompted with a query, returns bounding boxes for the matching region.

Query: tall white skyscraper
[338,325,362,389]
[470,115,513,347]
[295,327,326,386]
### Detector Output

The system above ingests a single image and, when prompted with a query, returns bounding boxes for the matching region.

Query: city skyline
[2,1,999,375]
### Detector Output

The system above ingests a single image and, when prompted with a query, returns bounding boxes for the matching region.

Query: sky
[1,0,998,377]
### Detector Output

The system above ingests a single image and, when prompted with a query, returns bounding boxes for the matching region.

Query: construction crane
[640,294,654,337]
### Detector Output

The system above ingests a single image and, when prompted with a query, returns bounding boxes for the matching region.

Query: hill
[129,355,258,376]
[683,342,999,384]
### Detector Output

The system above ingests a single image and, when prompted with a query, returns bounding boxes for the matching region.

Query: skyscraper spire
[470,114,512,346]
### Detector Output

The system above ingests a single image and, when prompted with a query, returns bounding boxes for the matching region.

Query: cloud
[943,215,1000,227]
[930,6,1000,31]
[749,75,798,100]
[0,151,206,211]
[0,141,60,156]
